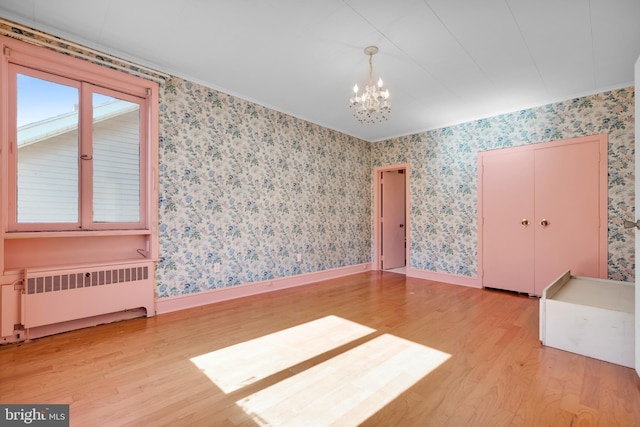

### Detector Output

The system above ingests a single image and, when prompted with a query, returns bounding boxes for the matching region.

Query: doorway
[374,164,410,274]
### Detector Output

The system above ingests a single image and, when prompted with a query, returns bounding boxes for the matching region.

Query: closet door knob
[540,219,549,227]
[521,219,529,227]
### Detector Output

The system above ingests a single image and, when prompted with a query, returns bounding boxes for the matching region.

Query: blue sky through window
[17,74,113,127]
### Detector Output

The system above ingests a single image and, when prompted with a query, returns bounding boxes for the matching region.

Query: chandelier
[349,46,391,124]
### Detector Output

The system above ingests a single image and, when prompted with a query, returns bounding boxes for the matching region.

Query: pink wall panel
[4,234,150,271]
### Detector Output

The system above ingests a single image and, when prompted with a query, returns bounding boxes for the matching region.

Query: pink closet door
[533,140,603,294]
[480,135,607,296]
[481,149,535,294]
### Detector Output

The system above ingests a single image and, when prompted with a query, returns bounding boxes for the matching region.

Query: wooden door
[533,141,603,294]
[481,149,535,293]
[381,170,406,269]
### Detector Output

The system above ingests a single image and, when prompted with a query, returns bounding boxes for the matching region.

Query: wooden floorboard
[1,271,639,426]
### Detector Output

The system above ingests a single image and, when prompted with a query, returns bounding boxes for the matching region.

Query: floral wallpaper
[372,88,635,282]
[158,80,634,298]
[157,77,372,298]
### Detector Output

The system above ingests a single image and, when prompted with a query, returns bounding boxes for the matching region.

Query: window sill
[2,229,153,239]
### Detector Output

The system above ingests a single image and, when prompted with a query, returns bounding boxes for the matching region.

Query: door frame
[374,163,410,271]
[634,54,639,377]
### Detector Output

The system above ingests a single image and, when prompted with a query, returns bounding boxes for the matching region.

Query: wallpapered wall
[372,87,635,282]
[157,78,372,298]
[156,75,634,298]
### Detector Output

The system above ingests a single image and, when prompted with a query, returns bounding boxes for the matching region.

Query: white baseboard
[156,263,373,314]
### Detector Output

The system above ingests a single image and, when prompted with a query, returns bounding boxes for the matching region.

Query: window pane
[16,74,79,223]
[92,93,140,223]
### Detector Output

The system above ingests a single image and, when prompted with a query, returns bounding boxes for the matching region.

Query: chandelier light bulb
[349,45,391,124]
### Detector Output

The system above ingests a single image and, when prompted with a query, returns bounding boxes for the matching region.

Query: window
[3,39,155,232]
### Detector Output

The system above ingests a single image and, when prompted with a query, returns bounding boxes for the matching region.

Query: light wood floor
[1,271,639,426]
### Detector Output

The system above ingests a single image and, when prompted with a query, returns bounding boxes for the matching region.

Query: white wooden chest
[540,270,635,368]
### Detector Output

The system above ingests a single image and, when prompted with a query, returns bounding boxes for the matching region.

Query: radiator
[21,262,155,329]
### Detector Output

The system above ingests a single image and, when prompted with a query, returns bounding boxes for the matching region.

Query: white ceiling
[0,0,639,142]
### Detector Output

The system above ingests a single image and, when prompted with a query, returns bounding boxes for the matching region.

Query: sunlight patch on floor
[236,333,451,426]
[190,315,375,393]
